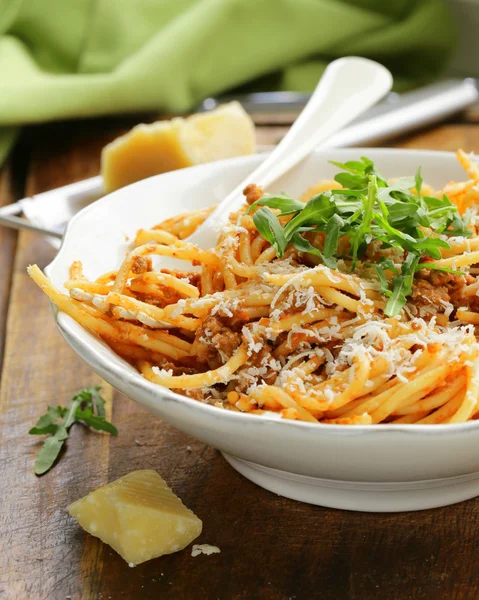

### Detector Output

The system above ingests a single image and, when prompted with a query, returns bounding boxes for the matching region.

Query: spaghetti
[29,150,479,425]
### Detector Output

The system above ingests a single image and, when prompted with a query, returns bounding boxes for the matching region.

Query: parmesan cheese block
[68,470,202,565]
[102,102,255,193]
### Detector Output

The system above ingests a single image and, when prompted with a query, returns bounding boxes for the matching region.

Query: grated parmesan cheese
[152,366,173,377]
[211,297,240,318]
[169,298,187,319]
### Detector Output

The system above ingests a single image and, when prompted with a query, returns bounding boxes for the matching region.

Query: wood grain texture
[391,123,479,152]
[0,163,18,370]
[1,118,479,600]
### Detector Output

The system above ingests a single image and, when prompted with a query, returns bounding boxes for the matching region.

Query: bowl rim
[46,147,479,438]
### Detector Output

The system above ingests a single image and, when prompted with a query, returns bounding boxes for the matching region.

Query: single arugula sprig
[367,254,463,317]
[247,157,471,316]
[29,386,118,475]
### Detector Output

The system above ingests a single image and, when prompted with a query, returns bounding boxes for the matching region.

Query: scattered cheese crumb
[152,366,174,377]
[191,544,221,557]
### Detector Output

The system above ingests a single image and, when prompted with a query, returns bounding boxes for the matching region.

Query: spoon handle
[192,57,392,246]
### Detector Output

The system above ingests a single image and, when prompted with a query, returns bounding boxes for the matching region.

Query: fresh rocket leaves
[384,253,420,318]
[415,167,423,198]
[29,405,68,435]
[365,257,399,297]
[29,386,117,475]
[248,192,305,216]
[331,156,387,190]
[252,207,287,257]
[283,193,335,239]
[323,214,344,258]
[248,156,471,317]
[291,233,337,269]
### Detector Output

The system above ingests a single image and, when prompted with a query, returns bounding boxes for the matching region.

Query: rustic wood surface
[1,112,479,600]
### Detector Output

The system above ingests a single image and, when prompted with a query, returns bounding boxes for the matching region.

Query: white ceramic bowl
[46,148,479,512]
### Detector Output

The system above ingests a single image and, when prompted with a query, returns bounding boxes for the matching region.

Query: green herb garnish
[248,157,471,317]
[29,386,117,475]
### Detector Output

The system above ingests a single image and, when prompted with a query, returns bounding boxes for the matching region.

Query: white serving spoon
[188,56,392,249]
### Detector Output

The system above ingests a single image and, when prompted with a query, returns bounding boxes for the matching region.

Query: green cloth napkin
[0,0,456,165]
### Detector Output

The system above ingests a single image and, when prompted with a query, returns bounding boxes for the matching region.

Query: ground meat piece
[159,269,201,288]
[131,256,152,274]
[181,388,204,401]
[243,183,264,206]
[411,279,451,309]
[304,231,325,250]
[273,330,314,356]
[418,268,458,288]
[238,342,277,386]
[177,354,206,370]
[157,285,182,303]
[193,316,241,367]
[208,317,241,355]
[181,388,214,402]
[412,268,472,312]
[171,367,198,376]
[133,288,182,308]
[365,241,405,263]
[155,359,198,377]
[448,273,474,304]
[133,293,165,307]
[301,232,325,267]
[467,295,479,312]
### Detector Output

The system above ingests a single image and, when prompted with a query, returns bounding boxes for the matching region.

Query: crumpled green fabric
[0,0,456,164]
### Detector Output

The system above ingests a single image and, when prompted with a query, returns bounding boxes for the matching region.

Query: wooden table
[2,109,479,600]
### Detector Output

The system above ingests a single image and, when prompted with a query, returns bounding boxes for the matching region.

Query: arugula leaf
[29,406,66,435]
[283,193,335,239]
[371,212,418,250]
[252,207,287,257]
[34,436,67,476]
[29,387,117,475]
[334,172,367,190]
[377,177,416,204]
[291,234,337,268]
[247,193,304,216]
[323,214,344,258]
[329,159,370,174]
[88,386,106,417]
[368,264,391,297]
[385,253,420,317]
[29,422,58,436]
[330,188,366,198]
[423,195,449,210]
[415,167,423,198]
[331,156,387,189]
[387,204,419,223]
[377,256,400,276]
[32,397,82,476]
[448,209,472,237]
[345,179,376,271]
[415,263,465,276]
[385,276,410,317]
[349,175,377,269]
[365,257,399,297]
[76,408,118,435]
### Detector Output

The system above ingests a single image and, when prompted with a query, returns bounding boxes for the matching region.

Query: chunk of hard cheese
[102,101,255,193]
[68,470,202,565]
